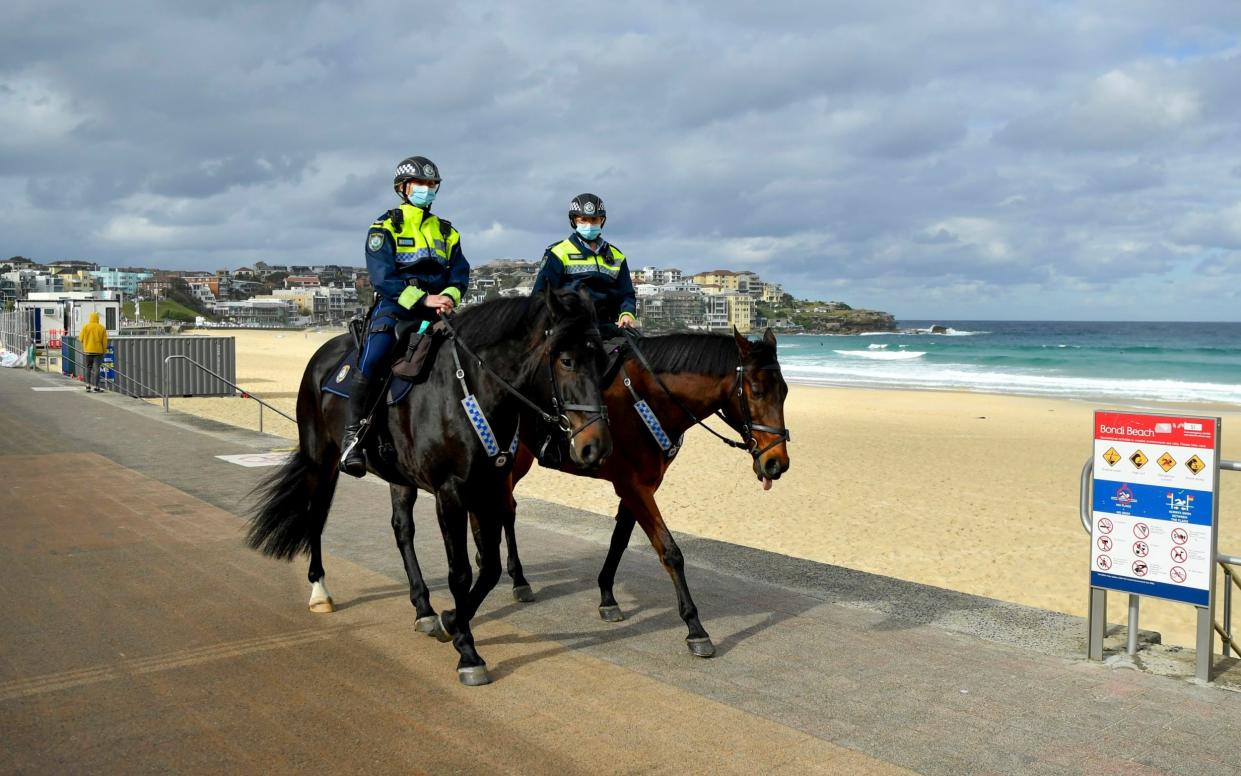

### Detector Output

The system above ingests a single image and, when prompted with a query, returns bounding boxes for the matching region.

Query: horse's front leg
[435,485,500,685]
[618,486,715,658]
[597,501,636,622]
[388,483,442,637]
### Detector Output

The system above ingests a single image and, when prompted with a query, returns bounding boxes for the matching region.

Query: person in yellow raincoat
[79,312,108,392]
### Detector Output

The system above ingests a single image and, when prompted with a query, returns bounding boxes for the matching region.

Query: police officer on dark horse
[247,156,615,685]
[339,155,468,477]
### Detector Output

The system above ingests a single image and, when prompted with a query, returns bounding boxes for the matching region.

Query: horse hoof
[457,665,491,686]
[598,605,625,622]
[308,598,335,614]
[686,637,716,658]
[512,585,536,603]
[434,613,453,643]
[415,615,443,638]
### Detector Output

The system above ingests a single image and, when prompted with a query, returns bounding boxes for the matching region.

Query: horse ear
[763,327,777,347]
[732,326,750,354]
[543,285,565,318]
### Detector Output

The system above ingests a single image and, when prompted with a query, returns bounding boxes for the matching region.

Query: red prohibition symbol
[1133,523,1150,539]
[1097,555,1112,571]
[1132,541,1149,558]
[1171,527,1189,545]
[1132,560,1149,577]
[1097,518,1114,534]
[1097,536,1113,552]
[1171,546,1188,564]
[1170,566,1188,584]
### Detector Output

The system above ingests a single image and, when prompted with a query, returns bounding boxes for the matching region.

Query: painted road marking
[31,387,83,392]
[215,452,295,468]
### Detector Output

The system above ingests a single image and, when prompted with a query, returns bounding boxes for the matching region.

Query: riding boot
[339,373,378,478]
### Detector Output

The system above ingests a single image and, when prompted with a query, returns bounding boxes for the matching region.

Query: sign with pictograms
[1091,411,1220,607]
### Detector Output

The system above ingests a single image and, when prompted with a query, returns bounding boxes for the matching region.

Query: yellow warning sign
[1130,449,1148,469]
[1186,455,1207,475]
[1102,447,1121,466]
[1157,452,1176,472]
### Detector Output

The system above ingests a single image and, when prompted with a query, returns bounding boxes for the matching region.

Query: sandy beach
[163,329,1241,649]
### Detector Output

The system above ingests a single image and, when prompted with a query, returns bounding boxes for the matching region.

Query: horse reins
[620,328,790,460]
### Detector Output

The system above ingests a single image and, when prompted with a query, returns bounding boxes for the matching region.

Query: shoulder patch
[367,232,385,251]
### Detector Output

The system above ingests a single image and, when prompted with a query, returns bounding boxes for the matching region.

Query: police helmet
[393,156,441,195]
[568,193,606,228]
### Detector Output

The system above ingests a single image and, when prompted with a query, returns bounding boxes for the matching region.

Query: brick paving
[2,366,1240,775]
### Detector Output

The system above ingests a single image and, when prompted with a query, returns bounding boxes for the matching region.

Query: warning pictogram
[1171,546,1188,564]
[1097,517,1113,534]
[1130,450,1149,469]
[1132,541,1149,558]
[1097,536,1113,552]
[1169,566,1187,584]
[1171,527,1189,545]
[1133,523,1150,539]
[1185,455,1206,475]
[1102,447,1121,466]
[1097,555,1112,571]
[1157,452,1176,472]
[1133,560,1149,577]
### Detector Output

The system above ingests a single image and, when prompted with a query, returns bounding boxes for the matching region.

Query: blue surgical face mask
[408,185,436,207]
[576,223,602,241]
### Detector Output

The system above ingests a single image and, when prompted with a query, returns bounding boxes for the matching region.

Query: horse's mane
[638,332,777,376]
[451,290,595,353]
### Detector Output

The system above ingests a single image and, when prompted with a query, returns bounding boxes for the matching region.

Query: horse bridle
[621,329,790,462]
[440,315,608,441]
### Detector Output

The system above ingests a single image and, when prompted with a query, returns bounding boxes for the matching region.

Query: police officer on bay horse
[532,193,637,336]
[339,156,470,477]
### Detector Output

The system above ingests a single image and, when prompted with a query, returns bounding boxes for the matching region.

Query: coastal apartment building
[704,291,755,334]
[267,286,362,322]
[90,267,152,295]
[213,298,294,325]
[638,291,706,331]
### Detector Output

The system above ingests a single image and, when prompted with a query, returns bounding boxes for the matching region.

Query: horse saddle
[322,321,446,405]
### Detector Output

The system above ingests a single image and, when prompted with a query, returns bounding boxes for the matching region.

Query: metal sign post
[1085,410,1222,682]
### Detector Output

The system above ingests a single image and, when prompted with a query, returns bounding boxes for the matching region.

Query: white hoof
[308,580,335,613]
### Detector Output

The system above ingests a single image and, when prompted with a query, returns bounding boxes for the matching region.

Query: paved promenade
[2,366,1239,775]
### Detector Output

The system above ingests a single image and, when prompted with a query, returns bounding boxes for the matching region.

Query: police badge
[367,233,384,251]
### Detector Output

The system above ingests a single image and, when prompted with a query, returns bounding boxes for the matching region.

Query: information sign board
[1091,411,1220,607]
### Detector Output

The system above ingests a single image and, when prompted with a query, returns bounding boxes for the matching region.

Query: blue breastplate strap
[451,340,519,467]
[620,366,679,458]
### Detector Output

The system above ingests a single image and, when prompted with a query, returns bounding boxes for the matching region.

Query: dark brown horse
[245,289,612,685]
[388,328,790,657]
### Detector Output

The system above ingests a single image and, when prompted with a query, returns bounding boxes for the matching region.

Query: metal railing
[161,354,294,433]
[1081,457,1241,664]
[0,309,35,359]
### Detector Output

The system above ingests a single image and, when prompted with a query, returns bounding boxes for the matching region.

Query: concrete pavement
[2,365,1239,775]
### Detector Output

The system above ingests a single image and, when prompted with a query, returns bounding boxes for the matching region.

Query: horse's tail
[245,449,329,560]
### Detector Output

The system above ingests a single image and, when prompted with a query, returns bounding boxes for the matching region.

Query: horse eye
[559,356,575,369]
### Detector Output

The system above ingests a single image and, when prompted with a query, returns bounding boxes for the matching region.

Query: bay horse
[245,288,612,685]
[388,328,790,657]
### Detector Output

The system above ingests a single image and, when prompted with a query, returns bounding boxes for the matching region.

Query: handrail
[162,354,294,432]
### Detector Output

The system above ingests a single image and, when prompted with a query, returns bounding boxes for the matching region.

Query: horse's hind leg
[618,487,715,658]
[306,462,339,613]
[389,483,442,637]
[597,501,637,622]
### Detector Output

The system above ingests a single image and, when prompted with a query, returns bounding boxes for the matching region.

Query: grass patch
[123,299,202,322]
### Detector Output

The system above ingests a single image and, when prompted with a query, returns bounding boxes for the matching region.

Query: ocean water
[775,321,1241,407]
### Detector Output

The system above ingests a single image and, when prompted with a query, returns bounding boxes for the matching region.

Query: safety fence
[0,309,35,356]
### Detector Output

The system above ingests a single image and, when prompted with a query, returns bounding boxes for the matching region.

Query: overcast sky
[3,1,1240,320]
